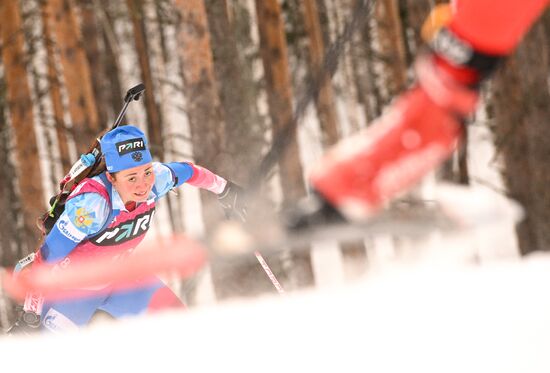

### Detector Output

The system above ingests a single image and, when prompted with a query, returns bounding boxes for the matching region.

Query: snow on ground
[1,182,542,372]
[2,253,550,372]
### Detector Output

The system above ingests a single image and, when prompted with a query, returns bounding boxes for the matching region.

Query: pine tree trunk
[255,0,314,290]
[345,0,382,122]
[302,0,339,147]
[174,0,224,171]
[174,0,224,252]
[512,21,550,254]
[47,0,100,152]
[322,0,364,133]
[402,0,432,58]
[204,0,261,182]
[0,73,24,266]
[40,0,72,172]
[255,0,307,206]
[490,19,550,255]
[490,58,536,255]
[374,0,408,102]
[126,0,164,160]
[175,0,240,299]
[154,0,170,65]
[0,0,46,253]
[78,0,108,130]
[99,0,124,118]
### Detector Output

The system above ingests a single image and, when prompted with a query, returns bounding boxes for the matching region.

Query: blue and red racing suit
[35,161,226,332]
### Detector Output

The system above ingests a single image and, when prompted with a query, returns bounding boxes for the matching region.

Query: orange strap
[421,4,453,42]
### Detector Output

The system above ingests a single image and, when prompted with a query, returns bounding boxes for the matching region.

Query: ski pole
[224,208,285,295]
[254,250,285,295]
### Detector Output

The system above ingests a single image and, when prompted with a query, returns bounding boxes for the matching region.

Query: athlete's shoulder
[63,189,111,237]
[153,162,175,196]
[152,161,169,175]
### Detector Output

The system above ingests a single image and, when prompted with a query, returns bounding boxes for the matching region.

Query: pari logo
[92,209,155,246]
[57,217,86,243]
[116,137,146,156]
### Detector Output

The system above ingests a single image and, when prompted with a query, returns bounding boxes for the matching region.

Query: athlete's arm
[153,161,227,198]
[39,193,110,263]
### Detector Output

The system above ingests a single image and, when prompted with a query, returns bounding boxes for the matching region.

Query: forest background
[1,0,549,324]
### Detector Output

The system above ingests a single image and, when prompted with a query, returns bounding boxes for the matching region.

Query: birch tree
[0,0,46,253]
[0,73,24,266]
[40,0,72,171]
[126,0,164,160]
[98,0,124,119]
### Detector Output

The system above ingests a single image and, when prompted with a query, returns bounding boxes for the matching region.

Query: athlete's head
[100,125,155,203]
[100,125,152,173]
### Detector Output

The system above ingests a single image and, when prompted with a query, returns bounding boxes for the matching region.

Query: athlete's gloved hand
[6,310,41,335]
[218,181,247,222]
[284,190,346,231]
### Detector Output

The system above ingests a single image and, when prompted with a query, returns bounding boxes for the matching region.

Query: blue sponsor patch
[43,308,78,333]
[56,217,86,243]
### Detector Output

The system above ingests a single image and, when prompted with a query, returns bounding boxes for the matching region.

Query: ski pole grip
[112,83,145,129]
[125,83,145,102]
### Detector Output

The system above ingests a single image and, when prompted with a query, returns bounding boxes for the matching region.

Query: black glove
[6,310,41,335]
[218,181,247,221]
[284,189,346,231]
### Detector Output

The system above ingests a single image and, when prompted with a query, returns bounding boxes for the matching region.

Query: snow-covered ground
[2,119,540,371]
[2,181,541,373]
[2,252,550,372]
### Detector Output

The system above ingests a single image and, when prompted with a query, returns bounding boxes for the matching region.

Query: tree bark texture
[78,0,108,130]
[48,0,100,152]
[175,0,225,172]
[302,0,340,147]
[0,0,46,253]
[490,19,550,255]
[126,0,164,160]
[255,0,307,205]
[205,0,263,183]
[40,0,72,172]
[255,0,314,290]
[374,0,408,103]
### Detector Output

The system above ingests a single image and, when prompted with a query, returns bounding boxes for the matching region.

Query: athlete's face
[107,163,155,204]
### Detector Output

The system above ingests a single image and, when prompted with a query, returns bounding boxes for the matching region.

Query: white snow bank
[2,254,550,373]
